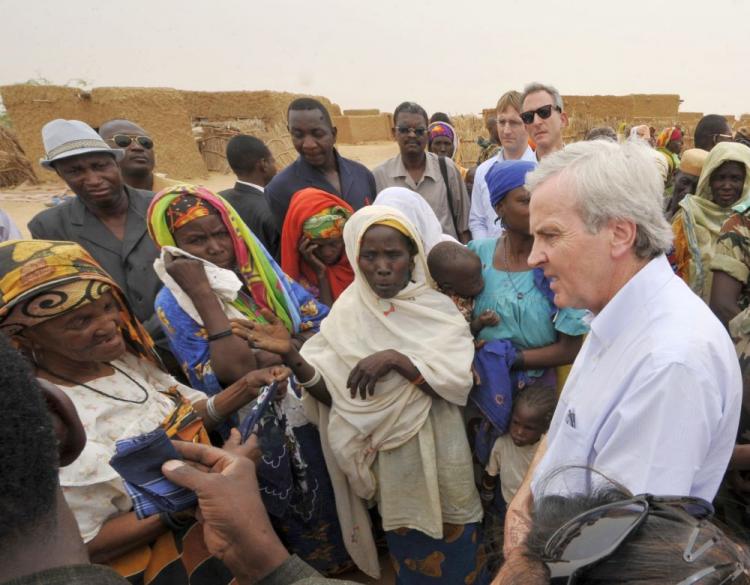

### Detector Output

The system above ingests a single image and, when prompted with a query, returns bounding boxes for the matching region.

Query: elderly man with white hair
[498,140,742,565]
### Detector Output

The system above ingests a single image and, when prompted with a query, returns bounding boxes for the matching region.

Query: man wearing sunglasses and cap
[28,119,169,357]
[520,82,569,160]
[99,119,182,193]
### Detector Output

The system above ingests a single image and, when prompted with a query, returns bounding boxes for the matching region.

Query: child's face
[437,259,484,298]
[509,403,547,447]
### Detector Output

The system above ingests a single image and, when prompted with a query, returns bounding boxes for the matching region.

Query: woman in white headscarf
[232,205,482,582]
[374,186,458,253]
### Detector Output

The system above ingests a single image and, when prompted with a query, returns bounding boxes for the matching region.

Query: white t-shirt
[487,433,543,504]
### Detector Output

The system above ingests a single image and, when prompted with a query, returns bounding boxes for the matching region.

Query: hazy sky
[2,0,749,117]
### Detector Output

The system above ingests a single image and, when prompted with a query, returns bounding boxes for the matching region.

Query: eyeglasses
[107,134,154,149]
[520,104,562,125]
[713,133,734,145]
[541,494,743,585]
[395,126,428,137]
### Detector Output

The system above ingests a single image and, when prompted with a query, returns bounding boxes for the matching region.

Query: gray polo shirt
[372,152,469,238]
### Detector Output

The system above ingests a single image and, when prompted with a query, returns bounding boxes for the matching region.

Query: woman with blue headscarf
[468,160,587,381]
[466,160,588,577]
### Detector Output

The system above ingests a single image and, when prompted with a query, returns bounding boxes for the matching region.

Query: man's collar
[235,180,264,192]
[393,151,437,180]
[587,255,673,349]
[70,185,137,225]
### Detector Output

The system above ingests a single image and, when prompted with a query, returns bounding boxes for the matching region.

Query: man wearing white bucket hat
[28,119,168,352]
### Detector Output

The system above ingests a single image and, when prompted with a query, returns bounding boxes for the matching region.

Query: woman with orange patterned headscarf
[0,239,287,585]
[281,187,354,306]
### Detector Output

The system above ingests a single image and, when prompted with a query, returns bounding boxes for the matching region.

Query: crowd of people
[2,82,750,585]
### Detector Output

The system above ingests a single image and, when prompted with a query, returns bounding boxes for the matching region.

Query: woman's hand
[242,365,291,396]
[299,237,327,277]
[347,349,403,400]
[231,309,293,356]
[164,254,210,295]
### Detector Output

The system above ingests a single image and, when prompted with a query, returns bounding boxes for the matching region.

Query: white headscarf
[299,205,474,576]
[373,187,458,252]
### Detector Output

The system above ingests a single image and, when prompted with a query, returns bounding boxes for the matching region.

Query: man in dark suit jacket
[29,119,166,350]
[218,134,280,258]
[265,98,376,229]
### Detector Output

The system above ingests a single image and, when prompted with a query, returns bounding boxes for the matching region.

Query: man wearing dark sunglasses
[521,83,569,160]
[373,101,471,242]
[99,119,182,193]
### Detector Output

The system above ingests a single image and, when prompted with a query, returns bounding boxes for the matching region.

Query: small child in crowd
[480,384,557,508]
[427,241,500,335]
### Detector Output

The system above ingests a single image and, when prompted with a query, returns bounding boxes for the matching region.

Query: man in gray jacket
[28,119,166,350]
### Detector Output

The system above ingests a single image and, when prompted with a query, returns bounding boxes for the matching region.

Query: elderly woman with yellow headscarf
[672,142,750,302]
[0,239,288,584]
[234,205,483,582]
[281,187,354,306]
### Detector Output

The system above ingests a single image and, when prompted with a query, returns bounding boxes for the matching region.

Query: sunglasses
[395,126,428,137]
[542,494,743,585]
[520,104,562,125]
[108,134,154,149]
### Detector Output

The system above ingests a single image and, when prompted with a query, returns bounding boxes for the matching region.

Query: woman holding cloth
[147,184,327,397]
[146,185,354,576]
[0,240,287,583]
[234,205,483,582]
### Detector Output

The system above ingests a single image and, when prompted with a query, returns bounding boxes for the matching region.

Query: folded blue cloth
[238,381,279,442]
[109,428,197,519]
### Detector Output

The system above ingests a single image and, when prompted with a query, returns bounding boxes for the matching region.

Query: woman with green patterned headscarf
[146,185,355,576]
[147,184,328,395]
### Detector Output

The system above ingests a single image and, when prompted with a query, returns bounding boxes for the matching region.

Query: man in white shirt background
[499,140,742,566]
[469,90,536,240]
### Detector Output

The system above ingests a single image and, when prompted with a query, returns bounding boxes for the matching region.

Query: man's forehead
[497,106,521,120]
[288,109,327,128]
[530,177,576,220]
[523,90,555,109]
[395,111,427,125]
[100,120,147,138]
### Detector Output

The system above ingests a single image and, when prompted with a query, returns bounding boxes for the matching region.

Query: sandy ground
[0,142,399,235]
[0,141,400,584]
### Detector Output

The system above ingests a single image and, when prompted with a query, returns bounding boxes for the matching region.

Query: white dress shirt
[235,180,265,192]
[468,145,536,239]
[532,255,741,502]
